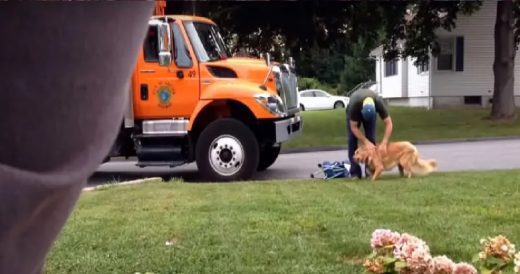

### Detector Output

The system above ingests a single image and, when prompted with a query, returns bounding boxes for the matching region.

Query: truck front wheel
[196,119,259,181]
[257,145,281,171]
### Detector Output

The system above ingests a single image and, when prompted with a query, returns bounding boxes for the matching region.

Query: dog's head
[353,146,374,164]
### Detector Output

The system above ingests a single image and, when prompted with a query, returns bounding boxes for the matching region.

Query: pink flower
[453,262,477,274]
[394,233,431,259]
[429,255,455,274]
[370,229,401,250]
[393,233,432,274]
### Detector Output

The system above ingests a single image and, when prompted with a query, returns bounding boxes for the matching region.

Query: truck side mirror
[157,22,172,67]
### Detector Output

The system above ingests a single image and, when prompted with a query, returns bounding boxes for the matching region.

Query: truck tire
[195,118,259,182]
[257,145,281,171]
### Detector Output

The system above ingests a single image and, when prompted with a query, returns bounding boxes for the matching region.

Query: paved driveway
[89,139,520,185]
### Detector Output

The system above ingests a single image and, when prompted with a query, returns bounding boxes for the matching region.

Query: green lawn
[284,107,520,150]
[46,170,520,273]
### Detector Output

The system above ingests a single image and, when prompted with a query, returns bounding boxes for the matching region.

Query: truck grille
[275,65,299,115]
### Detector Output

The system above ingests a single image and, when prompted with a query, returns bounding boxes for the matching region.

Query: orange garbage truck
[106,14,303,181]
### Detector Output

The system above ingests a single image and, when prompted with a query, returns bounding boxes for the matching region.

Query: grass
[284,107,520,149]
[45,170,520,273]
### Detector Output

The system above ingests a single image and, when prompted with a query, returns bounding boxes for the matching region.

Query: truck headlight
[255,93,285,116]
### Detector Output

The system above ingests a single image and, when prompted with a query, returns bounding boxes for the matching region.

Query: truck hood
[201,79,273,100]
[205,57,272,84]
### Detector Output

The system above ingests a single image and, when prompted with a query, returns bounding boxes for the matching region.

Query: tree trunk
[491,0,518,120]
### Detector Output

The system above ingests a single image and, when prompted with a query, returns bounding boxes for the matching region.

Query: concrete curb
[281,136,520,154]
[83,177,163,192]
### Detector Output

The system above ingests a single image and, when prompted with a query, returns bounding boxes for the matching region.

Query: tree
[491,0,519,120]
[167,1,351,63]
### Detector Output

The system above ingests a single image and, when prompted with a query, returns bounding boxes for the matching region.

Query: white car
[298,89,350,111]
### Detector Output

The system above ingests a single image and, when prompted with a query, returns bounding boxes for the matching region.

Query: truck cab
[108,15,302,181]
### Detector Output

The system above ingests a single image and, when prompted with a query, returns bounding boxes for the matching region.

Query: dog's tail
[410,152,437,176]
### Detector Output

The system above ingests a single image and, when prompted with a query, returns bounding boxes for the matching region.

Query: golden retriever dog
[353,141,437,181]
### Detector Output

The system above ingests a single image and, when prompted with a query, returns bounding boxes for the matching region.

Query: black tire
[300,104,305,111]
[334,101,345,109]
[195,118,259,182]
[257,145,281,171]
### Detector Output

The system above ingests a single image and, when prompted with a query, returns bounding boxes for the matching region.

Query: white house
[370,1,520,108]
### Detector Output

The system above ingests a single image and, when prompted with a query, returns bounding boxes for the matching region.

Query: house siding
[380,58,404,98]
[407,57,430,98]
[432,1,520,98]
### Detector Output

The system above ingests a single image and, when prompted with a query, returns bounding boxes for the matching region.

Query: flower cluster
[430,255,455,274]
[514,252,520,273]
[364,228,477,274]
[473,235,520,274]
[393,233,432,273]
[371,229,402,251]
[453,262,480,274]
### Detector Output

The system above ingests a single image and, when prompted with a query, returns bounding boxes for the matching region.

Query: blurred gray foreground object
[0,2,154,273]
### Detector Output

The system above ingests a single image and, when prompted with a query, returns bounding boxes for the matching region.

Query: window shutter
[455,36,464,71]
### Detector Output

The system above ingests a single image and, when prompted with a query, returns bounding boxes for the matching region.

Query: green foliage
[297,77,321,90]
[170,1,483,68]
[297,77,337,94]
[297,41,346,87]
[168,2,377,88]
[338,37,376,94]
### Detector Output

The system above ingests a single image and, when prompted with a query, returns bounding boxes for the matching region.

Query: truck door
[134,21,199,119]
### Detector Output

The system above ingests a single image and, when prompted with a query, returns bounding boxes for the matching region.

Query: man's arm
[381,116,393,144]
[374,96,392,148]
[350,120,375,148]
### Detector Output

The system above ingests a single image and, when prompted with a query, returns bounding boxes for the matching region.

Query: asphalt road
[88,139,520,185]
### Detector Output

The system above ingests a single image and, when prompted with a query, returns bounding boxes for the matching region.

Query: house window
[464,96,481,105]
[437,38,453,70]
[417,60,429,74]
[437,36,464,71]
[385,59,398,77]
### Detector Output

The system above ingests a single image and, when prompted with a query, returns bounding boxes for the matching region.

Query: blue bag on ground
[310,160,351,179]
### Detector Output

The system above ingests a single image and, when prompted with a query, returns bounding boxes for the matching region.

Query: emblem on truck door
[155,83,174,108]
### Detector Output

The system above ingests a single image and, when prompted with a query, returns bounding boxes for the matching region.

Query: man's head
[361,97,376,121]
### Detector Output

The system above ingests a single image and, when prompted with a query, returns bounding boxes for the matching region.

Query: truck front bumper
[274,114,303,143]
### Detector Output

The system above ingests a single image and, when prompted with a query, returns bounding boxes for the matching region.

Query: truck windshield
[184,21,229,62]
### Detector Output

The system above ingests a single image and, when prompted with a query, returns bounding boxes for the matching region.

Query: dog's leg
[365,166,375,178]
[398,164,404,177]
[399,155,414,179]
[371,167,384,181]
[401,164,413,179]
[404,165,413,178]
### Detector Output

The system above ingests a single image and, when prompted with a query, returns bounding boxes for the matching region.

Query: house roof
[369,45,383,57]
[370,40,405,57]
